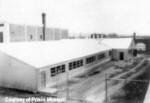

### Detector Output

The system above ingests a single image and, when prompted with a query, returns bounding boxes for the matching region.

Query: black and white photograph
[0,0,150,103]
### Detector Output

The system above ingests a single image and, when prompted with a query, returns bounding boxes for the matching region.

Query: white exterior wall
[37,50,111,89]
[26,26,37,41]
[112,49,131,61]
[61,29,68,39]
[9,24,25,42]
[0,51,37,92]
[45,28,55,40]
[36,26,43,41]
[54,28,61,40]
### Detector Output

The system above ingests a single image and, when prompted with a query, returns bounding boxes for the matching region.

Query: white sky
[0,0,150,35]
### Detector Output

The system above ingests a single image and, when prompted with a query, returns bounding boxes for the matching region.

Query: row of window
[51,65,65,77]
[97,53,105,60]
[50,52,110,77]
[50,59,84,77]
[69,59,83,70]
[86,56,96,64]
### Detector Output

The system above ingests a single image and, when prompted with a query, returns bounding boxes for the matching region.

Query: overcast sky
[0,0,150,35]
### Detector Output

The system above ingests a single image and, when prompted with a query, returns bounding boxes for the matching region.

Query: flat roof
[0,39,111,68]
[0,38,132,68]
[100,38,133,49]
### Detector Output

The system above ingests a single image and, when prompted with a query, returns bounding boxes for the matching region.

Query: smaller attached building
[101,38,135,61]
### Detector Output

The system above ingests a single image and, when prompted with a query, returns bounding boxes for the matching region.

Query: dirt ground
[0,59,149,103]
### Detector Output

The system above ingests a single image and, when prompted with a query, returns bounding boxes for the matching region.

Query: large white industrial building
[0,38,134,92]
[0,22,68,43]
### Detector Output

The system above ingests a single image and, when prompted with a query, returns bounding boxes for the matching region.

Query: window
[56,66,61,74]
[50,64,66,77]
[30,35,33,40]
[93,56,96,61]
[69,59,83,70]
[86,56,96,64]
[69,63,73,70]
[79,59,83,67]
[86,58,89,64]
[80,60,83,66]
[77,61,80,67]
[97,53,105,60]
[73,62,76,68]
[62,65,65,72]
[109,50,112,56]
[0,24,4,27]
[40,35,43,39]
[51,67,56,77]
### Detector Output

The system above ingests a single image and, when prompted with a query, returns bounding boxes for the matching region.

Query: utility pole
[132,32,136,56]
[105,74,108,103]
[133,32,136,42]
[66,69,69,103]
[42,13,46,41]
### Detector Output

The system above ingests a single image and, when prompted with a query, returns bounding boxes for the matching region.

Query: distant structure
[0,22,69,42]
[89,33,133,39]
[90,33,106,39]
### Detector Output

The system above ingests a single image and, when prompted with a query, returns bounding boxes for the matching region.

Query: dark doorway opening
[0,32,3,42]
[120,52,124,60]
[133,49,137,57]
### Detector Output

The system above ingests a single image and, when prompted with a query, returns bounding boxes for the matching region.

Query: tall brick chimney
[42,13,46,41]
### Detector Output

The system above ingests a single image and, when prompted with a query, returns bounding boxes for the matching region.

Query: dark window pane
[69,62,73,70]
[98,53,105,60]
[62,65,65,72]
[109,51,112,56]
[51,67,56,76]
[73,62,76,69]
[57,66,61,74]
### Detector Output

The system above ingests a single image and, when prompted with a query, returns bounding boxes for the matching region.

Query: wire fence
[105,74,150,103]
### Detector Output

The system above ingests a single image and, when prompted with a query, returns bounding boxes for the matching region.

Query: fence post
[66,69,69,103]
[105,74,108,103]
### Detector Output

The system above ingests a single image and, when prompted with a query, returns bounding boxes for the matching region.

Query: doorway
[0,32,3,42]
[41,71,46,88]
[119,52,124,60]
[133,49,137,57]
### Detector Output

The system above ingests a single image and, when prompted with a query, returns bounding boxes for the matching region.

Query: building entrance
[0,32,3,42]
[41,71,46,88]
[120,52,124,60]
